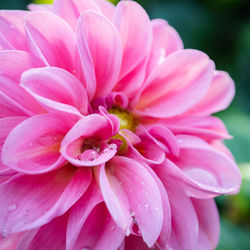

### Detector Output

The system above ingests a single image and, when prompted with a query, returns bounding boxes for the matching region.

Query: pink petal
[154,175,199,250]
[98,156,163,247]
[24,11,78,74]
[0,50,44,82]
[28,4,53,12]
[21,67,88,117]
[17,213,68,250]
[147,19,183,74]
[67,180,124,250]
[0,166,92,235]
[61,114,119,167]
[0,232,25,250]
[0,10,28,51]
[0,75,45,117]
[162,135,241,198]
[162,115,231,141]
[135,50,215,118]
[77,11,122,98]
[192,198,220,250]
[189,70,235,115]
[113,1,152,79]
[0,116,26,175]
[53,0,101,29]
[2,114,73,174]
[93,0,115,20]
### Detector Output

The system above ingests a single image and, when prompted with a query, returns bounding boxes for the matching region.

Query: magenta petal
[61,114,118,167]
[0,50,44,82]
[21,67,88,117]
[0,10,28,51]
[136,50,215,118]
[24,11,78,74]
[102,157,164,247]
[189,70,235,115]
[114,1,152,79]
[78,11,122,98]
[124,235,150,250]
[2,114,73,174]
[17,213,68,250]
[53,0,101,29]
[0,167,91,235]
[147,19,183,74]
[192,198,220,250]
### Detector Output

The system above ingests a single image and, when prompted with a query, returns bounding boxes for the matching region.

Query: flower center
[109,107,138,131]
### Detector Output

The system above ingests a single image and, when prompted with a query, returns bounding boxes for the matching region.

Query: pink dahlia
[0,0,241,249]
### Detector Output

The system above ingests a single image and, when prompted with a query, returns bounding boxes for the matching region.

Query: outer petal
[192,198,220,250]
[135,50,214,118]
[0,10,28,51]
[77,11,122,98]
[160,135,241,198]
[0,75,45,117]
[0,50,44,82]
[24,11,78,74]
[53,0,101,29]
[0,116,27,175]
[93,0,115,20]
[147,19,183,74]
[154,176,199,250]
[21,67,88,117]
[2,114,73,174]
[0,166,92,235]
[189,70,235,115]
[113,1,152,79]
[98,156,163,247]
[67,180,124,250]
[61,114,119,167]
[162,115,231,141]
[17,213,68,250]
[28,4,53,12]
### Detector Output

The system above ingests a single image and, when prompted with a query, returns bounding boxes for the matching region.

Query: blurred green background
[1,0,250,249]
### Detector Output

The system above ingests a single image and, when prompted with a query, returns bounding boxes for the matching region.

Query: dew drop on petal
[144,203,149,208]
[8,204,17,212]
[110,225,116,231]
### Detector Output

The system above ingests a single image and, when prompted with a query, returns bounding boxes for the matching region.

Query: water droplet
[110,225,115,231]
[109,144,117,150]
[103,148,109,154]
[144,203,149,208]
[2,229,7,238]
[155,207,159,211]
[178,139,183,143]
[125,227,130,236]
[130,210,135,217]
[8,204,17,212]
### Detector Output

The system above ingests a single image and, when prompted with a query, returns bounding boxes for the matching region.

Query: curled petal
[53,0,101,29]
[2,114,73,174]
[0,50,44,82]
[24,11,78,74]
[147,19,183,74]
[61,114,119,167]
[135,50,214,118]
[192,198,220,250]
[0,10,28,51]
[113,0,152,79]
[97,157,163,247]
[189,70,235,115]
[77,11,122,99]
[21,67,88,117]
[0,166,92,235]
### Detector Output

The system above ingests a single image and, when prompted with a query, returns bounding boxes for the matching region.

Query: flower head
[0,0,241,249]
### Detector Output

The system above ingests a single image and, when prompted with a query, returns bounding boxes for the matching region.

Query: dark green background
[1,0,250,249]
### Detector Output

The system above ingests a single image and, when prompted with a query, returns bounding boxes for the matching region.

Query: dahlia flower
[0,0,241,249]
